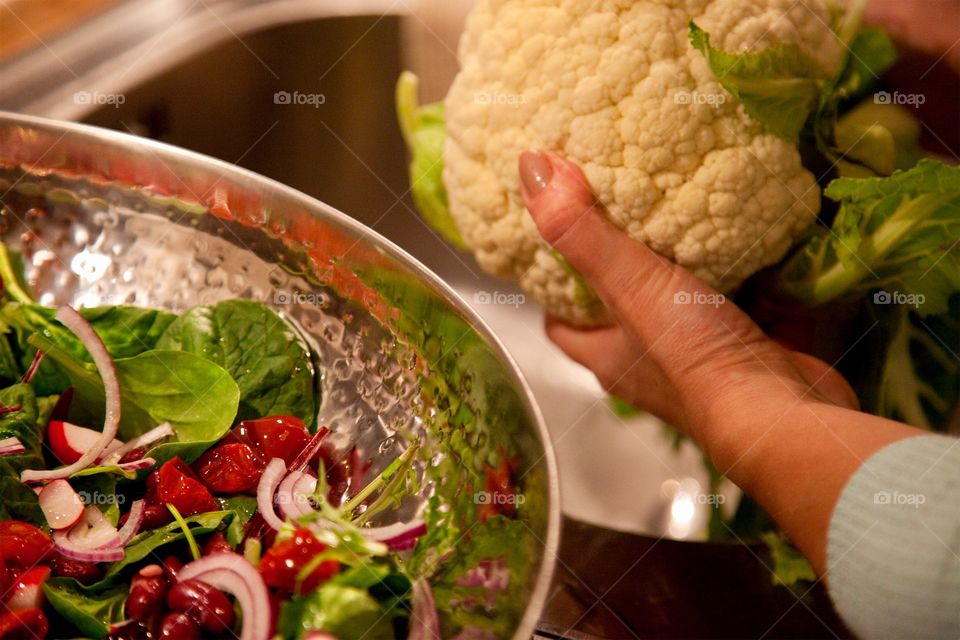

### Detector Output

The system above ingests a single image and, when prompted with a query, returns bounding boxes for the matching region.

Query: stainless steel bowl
[0,111,559,638]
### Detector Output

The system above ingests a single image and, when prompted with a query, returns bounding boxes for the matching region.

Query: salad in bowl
[0,114,556,639]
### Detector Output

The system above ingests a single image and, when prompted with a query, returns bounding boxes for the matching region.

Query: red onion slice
[116,500,145,545]
[101,422,174,465]
[68,505,122,549]
[52,530,124,563]
[408,578,441,640]
[0,436,24,455]
[277,470,317,521]
[22,349,44,384]
[256,458,288,531]
[361,517,427,550]
[52,505,125,562]
[113,458,157,473]
[177,552,270,640]
[288,426,330,472]
[21,306,121,483]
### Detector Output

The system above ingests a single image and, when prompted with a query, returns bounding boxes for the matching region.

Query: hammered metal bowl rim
[0,110,560,638]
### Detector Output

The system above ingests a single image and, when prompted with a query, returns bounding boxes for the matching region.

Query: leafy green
[761,532,816,587]
[780,160,960,314]
[688,22,826,140]
[0,242,34,305]
[71,462,148,481]
[834,103,922,178]
[0,462,44,524]
[1,303,177,395]
[220,495,258,547]
[873,302,960,430]
[0,383,43,472]
[395,71,466,248]
[817,27,901,172]
[30,335,240,465]
[71,473,121,526]
[278,583,399,640]
[167,503,201,560]
[105,510,233,577]
[157,300,317,428]
[0,322,21,384]
[43,577,128,639]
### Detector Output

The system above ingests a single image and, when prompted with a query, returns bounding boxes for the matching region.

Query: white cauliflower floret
[441,0,842,324]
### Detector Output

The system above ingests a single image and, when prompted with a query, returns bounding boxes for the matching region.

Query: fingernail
[519,150,553,197]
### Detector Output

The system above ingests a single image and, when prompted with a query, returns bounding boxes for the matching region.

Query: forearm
[698,397,924,574]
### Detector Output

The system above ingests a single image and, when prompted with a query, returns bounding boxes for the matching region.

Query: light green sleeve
[828,434,960,639]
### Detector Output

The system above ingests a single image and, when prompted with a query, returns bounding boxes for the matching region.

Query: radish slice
[38,479,85,530]
[361,517,427,550]
[116,500,145,545]
[408,578,441,640]
[21,306,121,483]
[177,552,270,640]
[68,506,121,549]
[277,471,317,521]
[48,421,124,466]
[256,458,288,531]
[101,422,174,465]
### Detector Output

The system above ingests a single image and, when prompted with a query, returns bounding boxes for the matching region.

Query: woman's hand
[518,151,857,443]
[519,150,923,575]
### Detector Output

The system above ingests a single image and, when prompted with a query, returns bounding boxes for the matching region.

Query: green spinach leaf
[0,462,44,524]
[219,495,257,547]
[0,383,43,473]
[278,583,398,640]
[44,577,127,639]
[29,335,240,465]
[157,300,316,428]
[1,303,177,395]
[105,510,233,577]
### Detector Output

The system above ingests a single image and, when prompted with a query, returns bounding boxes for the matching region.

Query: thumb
[518,150,710,325]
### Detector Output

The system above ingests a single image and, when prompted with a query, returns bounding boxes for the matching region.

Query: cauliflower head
[402,0,846,324]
